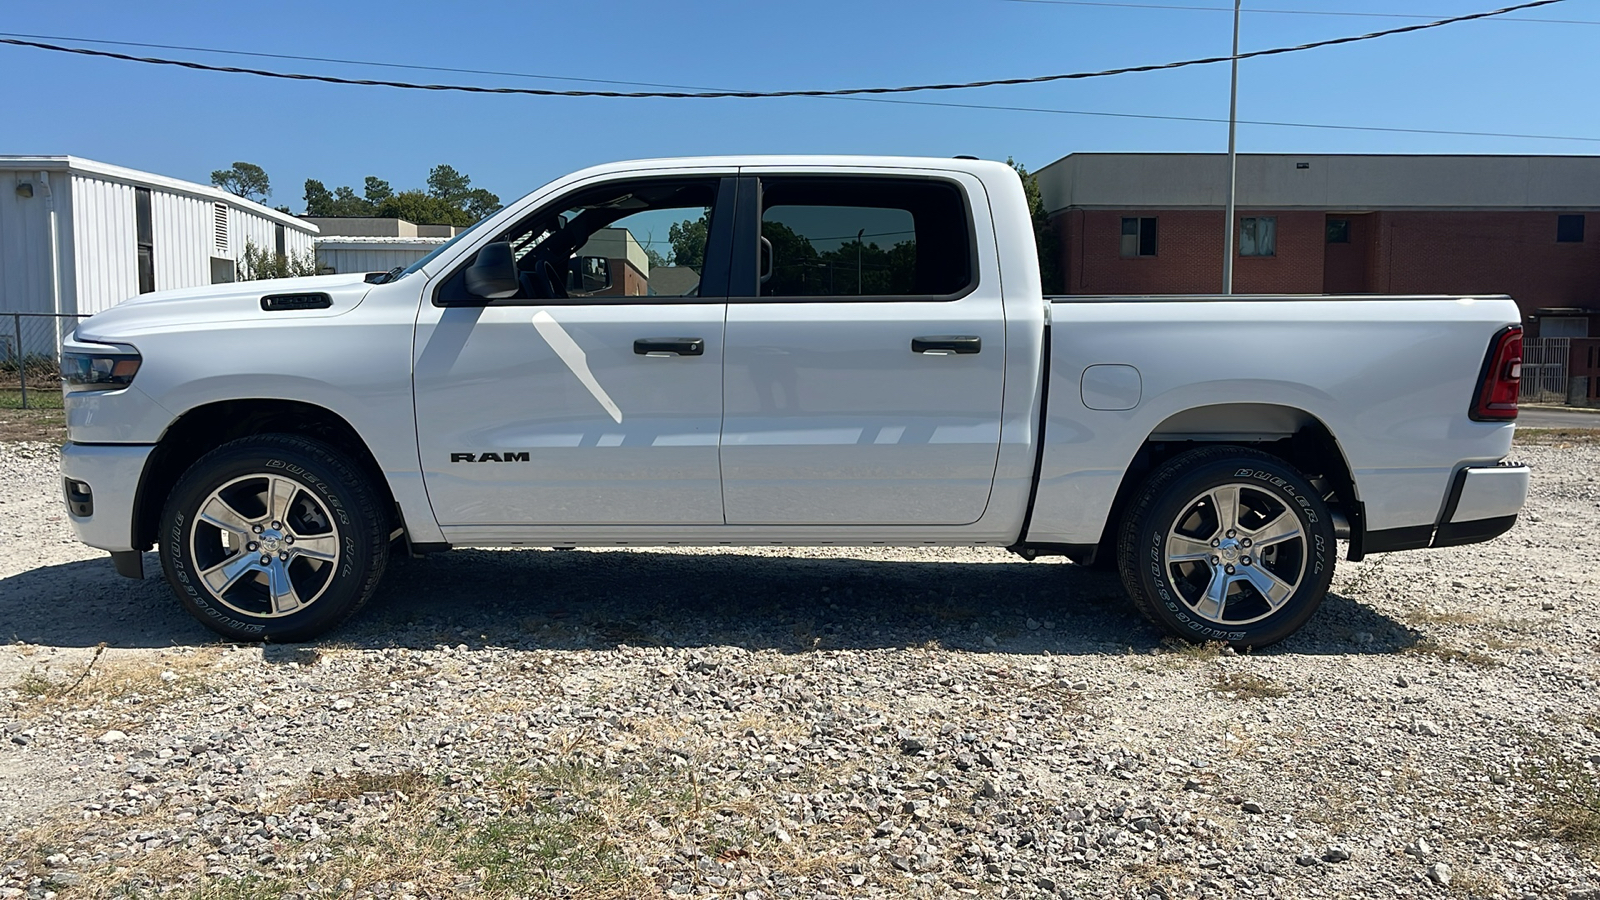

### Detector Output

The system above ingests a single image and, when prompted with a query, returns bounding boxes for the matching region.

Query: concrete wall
[1039,154,1600,215]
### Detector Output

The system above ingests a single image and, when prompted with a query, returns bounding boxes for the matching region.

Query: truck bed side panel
[1025,296,1519,546]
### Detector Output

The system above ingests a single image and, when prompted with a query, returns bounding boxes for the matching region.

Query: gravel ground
[2,437,1598,899]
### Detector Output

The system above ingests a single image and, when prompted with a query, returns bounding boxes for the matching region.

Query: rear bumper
[59,442,155,553]
[1361,462,1528,554]
[1432,463,1529,548]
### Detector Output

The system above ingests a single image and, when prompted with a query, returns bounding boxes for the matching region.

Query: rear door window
[755,179,974,299]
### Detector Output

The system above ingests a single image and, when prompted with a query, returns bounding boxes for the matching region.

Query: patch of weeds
[1518,737,1600,856]
[1159,638,1228,663]
[14,672,57,698]
[1210,671,1288,699]
[184,873,297,900]
[1405,638,1502,669]
[1447,866,1508,898]
[308,769,431,802]
[454,804,641,898]
[1514,428,1600,446]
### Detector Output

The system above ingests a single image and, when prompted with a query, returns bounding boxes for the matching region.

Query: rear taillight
[1470,325,1522,421]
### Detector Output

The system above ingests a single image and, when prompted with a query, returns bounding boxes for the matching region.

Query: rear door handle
[634,337,705,357]
[912,335,981,355]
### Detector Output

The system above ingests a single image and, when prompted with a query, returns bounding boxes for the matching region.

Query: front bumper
[59,442,155,553]
[1432,462,1530,548]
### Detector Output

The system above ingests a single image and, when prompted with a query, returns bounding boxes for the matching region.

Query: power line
[0,0,1564,99]
[997,0,1598,25]
[0,28,1590,144]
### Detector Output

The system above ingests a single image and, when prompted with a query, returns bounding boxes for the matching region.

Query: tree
[363,176,394,205]
[236,240,320,280]
[302,165,500,225]
[375,190,470,227]
[211,162,271,203]
[426,164,472,203]
[1007,158,1063,294]
[668,215,710,271]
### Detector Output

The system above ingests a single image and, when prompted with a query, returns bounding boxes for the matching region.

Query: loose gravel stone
[1,437,1598,899]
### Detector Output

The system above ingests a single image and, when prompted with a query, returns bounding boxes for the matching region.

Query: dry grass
[1404,637,1503,669]
[1158,639,1229,663]
[1514,427,1600,446]
[1517,738,1600,857]
[1210,671,1289,699]
[9,646,227,718]
[0,406,66,442]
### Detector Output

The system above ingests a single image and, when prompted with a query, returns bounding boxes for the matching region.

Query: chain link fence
[1,313,88,409]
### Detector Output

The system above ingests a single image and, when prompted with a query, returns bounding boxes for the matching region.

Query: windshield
[389,212,500,281]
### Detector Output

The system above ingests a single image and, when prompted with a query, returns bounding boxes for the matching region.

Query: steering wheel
[532,255,568,299]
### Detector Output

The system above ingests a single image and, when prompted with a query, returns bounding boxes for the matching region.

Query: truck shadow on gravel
[2,549,1421,658]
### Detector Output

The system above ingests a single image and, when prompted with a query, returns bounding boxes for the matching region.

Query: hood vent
[261,292,332,311]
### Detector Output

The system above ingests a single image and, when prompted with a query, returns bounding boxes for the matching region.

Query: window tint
[1239,216,1276,257]
[438,178,720,303]
[758,179,971,298]
[1120,217,1157,257]
[1557,214,1585,243]
[1326,218,1350,244]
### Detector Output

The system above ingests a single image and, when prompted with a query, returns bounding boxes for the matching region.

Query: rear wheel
[159,434,388,642]
[1117,446,1335,648]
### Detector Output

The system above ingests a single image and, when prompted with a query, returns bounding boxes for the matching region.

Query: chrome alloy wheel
[188,474,341,618]
[1163,483,1308,627]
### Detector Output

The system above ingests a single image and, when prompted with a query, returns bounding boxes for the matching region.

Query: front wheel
[1117,446,1335,648]
[159,434,389,642]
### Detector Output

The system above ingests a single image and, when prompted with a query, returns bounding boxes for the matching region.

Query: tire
[159,434,389,642]
[1116,446,1335,648]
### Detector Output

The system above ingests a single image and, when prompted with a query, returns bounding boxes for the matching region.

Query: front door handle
[634,337,705,357]
[912,335,981,355]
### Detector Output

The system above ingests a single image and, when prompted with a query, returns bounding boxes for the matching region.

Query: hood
[76,273,375,341]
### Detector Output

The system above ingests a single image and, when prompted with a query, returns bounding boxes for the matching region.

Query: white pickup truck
[58,156,1529,647]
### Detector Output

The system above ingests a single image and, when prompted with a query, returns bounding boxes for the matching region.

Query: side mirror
[568,256,612,294]
[465,242,519,299]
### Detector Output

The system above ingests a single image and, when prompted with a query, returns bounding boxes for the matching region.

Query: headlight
[60,351,141,392]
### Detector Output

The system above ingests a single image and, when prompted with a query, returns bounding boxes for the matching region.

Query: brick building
[1036,153,1600,337]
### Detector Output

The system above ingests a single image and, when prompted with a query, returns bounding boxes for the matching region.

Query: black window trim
[727,173,981,304]
[1119,215,1158,258]
[430,174,739,308]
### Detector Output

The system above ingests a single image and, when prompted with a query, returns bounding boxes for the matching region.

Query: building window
[135,187,156,294]
[1239,216,1276,257]
[1326,218,1350,244]
[1120,217,1157,257]
[274,223,287,258]
[1557,214,1585,243]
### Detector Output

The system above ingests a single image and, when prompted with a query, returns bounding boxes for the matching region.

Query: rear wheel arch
[134,400,399,550]
[1089,403,1361,564]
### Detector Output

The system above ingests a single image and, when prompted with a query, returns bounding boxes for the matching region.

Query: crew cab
[58,156,1530,647]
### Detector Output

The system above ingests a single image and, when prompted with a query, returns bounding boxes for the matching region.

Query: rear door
[719,170,1007,525]
[413,174,736,527]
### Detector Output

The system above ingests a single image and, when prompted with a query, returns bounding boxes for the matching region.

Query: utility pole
[1222,0,1241,294]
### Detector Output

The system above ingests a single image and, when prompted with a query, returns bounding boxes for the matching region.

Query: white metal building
[315,236,448,275]
[0,156,318,323]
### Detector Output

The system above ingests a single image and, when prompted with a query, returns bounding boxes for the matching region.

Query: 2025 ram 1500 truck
[58,156,1530,647]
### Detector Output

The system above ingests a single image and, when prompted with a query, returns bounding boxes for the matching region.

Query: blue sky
[4,0,1595,212]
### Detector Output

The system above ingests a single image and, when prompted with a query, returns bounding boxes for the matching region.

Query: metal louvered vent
[214,203,229,254]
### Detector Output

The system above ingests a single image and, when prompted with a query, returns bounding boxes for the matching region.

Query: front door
[413,175,735,527]
[719,171,1007,526]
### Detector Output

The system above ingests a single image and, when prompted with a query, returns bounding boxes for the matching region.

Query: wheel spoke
[1239,564,1295,609]
[200,552,259,595]
[266,477,298,526]
[1210,485,1241,535]
[1198,566,1231,621]
[1166,533,1215,563]
[1244,511,1302,547]
[266,558,302,614]
[289,533,339,563]
[198,495,255,536]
